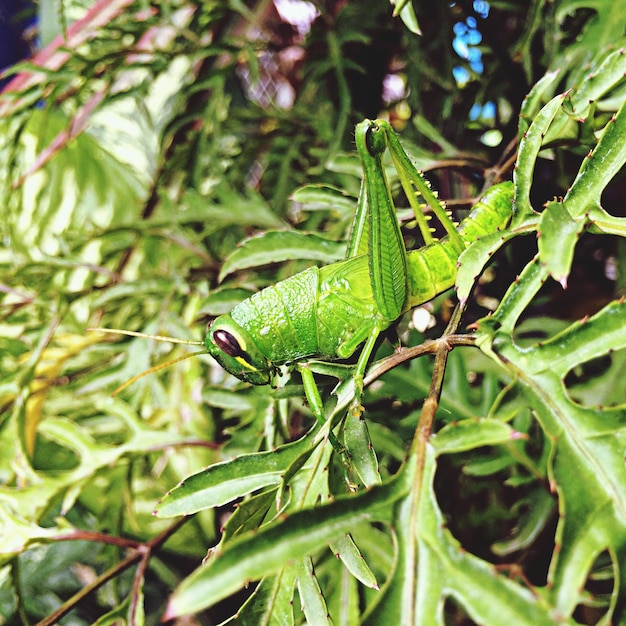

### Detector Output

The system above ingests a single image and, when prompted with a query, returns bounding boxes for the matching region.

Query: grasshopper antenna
[87,328,206,396]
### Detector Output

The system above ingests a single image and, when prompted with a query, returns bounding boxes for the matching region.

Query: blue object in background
[0,0,37,88]
[452,0,490,87]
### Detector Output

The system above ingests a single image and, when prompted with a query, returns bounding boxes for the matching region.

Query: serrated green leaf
[164,460,413,617]
[567,348,626,406]
[477,270,626,619]
[520,381,626,618]
[349,523,396,578]
[218,231,345,281]
[363,446,563,626]
[329,532,379,589]
[477,255,549,337]
[343,413,381,487]
[552,2,626,88]
[565,99,626,218]
[543,48,626,146]
[521,299,626,378]
[230,569,297,625]
[221,489,278,542]
[537,199,587,286]
[518,70,562,137]
[155,434,319,516]
[456,227,520,305]
[514,93,566,221]
[297,557,333,626]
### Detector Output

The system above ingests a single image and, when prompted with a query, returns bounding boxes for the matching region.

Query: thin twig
[411,304,464,460]
[53,530,141,549]
[35,516,191,626]
[363,332,476,389]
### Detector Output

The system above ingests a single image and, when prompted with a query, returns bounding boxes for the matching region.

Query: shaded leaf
[432,418,524,455]
[292,183,357,218]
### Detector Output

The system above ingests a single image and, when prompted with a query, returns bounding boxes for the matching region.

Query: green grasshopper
[205,121,512,410]
[92,119,513,446]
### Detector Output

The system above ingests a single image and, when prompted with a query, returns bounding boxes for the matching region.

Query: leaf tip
[162,599,178,622]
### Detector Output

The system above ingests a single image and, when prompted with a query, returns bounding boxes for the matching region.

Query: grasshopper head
[205,315,272,385]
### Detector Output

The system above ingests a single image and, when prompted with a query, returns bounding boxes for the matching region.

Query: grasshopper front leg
[349,321,384,416]
[298,364,345,455]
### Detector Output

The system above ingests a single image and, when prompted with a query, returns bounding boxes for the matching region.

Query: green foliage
[1,1,624,624]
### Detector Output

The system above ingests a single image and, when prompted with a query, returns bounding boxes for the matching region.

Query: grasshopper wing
[355,119,408,322]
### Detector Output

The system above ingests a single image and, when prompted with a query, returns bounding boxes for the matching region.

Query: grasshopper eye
[206,319,270,384]
[213,329,246,359]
